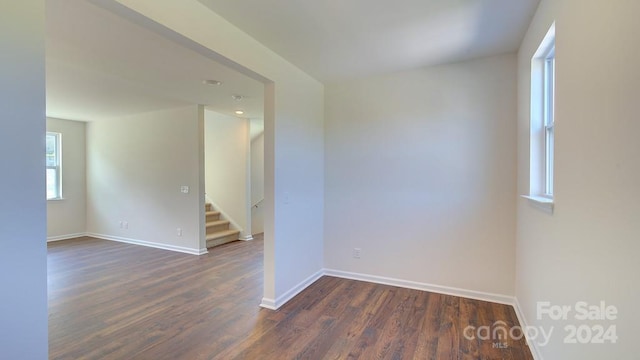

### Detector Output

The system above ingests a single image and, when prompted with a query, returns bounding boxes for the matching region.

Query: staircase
[205,203,240,248]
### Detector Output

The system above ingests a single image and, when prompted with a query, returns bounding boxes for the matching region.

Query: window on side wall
[525,23,555,212]
[46,132,62,200]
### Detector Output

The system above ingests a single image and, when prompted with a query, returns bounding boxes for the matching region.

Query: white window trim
[521,195,554,213]
[525,23,555,213]
[543,46,555,198]
[46,132,63,200]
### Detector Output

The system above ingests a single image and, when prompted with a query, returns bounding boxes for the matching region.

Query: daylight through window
[46,132,62,200]
[529,23,555,202]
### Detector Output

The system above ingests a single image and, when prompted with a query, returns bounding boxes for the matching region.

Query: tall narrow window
[543,46,555,196]
[525,23,555,211]
[46,132,62,200]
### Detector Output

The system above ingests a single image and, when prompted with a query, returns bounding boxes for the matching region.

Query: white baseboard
[87,233,207,255]
[47,233,88,242]
[259,297,277,310]
[259,268,514,312]
[240,235,254,241]
[260,269,324,310]
[513,297,543,360]
[323,269,515,306]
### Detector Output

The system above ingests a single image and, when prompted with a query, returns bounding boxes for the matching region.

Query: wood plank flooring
[48,236,533,359]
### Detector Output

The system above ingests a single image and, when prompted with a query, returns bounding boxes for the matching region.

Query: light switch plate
[180,186,189,194]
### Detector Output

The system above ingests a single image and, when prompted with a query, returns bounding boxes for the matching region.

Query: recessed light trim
[202,79,222,86]
[235,110,245,115]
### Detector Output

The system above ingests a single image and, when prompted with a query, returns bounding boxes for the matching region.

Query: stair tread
[205,210,220,215]
[206,220,229,227]
[206,229,240,240]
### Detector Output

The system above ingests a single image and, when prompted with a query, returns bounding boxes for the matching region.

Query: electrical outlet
[177,228,182,237]
[352,248,361,259]
[119,221,123,228]
[123,221,128,229]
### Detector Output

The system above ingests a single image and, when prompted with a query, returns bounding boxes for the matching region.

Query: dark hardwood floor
[48,236,533,359]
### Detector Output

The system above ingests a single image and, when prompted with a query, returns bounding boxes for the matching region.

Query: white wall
[251,132,265,234]
[204,110,250,237]
[0,1,49,358]
[516,1,640,359]
[105,0,325,306]
[86,106,204,254]
[325,54,517,297]
[47,117,87,240]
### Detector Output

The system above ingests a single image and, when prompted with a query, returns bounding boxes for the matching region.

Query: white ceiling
[197,0,540,82]
[46,0,264,123]
[46,0,539,123]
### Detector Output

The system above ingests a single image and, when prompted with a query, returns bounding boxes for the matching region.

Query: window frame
[46,132,62,200]
[523,23,555,212]
[543,46,555,198]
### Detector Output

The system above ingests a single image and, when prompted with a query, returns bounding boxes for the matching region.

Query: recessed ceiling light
[202,79,222,86]
[235,110,245,115]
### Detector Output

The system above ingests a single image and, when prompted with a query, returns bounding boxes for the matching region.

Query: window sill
[47,197,65,202]
[521,195,554,214]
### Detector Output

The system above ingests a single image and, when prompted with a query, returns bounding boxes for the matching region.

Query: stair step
[205,210,221,222]
[206,220,230,234]
[205,203,213,211]
[206,229,240,248]
[206,229,239,241]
